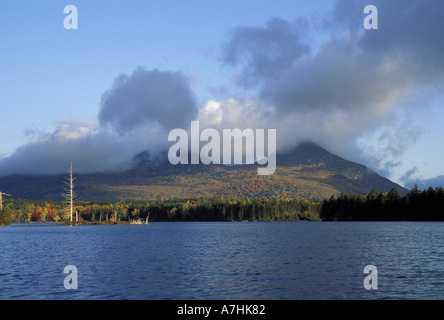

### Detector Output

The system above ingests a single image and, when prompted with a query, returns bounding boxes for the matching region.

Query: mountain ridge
[0,143,407,201]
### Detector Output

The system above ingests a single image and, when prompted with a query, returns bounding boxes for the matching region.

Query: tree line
[320,185,444,221]
[2,185,444,225]
[0,197,321,224]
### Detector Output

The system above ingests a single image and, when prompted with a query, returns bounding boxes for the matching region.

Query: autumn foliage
[3,197,322,223]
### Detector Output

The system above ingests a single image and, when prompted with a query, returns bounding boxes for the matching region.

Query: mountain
[0,143,408,201]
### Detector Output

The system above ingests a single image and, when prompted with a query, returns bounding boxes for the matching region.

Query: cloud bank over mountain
[1,0,444,187]
[219,0,444,160]
[0,68,197,175]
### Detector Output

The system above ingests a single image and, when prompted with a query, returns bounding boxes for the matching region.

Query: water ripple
[1,222,444,299]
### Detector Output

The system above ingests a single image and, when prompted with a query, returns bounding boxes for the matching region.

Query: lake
[1,221,444,300]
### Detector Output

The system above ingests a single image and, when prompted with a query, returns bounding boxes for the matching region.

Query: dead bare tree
[0,191,11,218]
[62,162,77,222]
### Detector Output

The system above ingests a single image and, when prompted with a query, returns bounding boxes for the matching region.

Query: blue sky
[0,0,332,147]
[1,0,444,189]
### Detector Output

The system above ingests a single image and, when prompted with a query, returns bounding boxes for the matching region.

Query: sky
[1,0,444,189]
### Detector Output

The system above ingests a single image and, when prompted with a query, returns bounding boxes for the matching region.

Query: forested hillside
[0,143,407,201]
[2,185,443,225]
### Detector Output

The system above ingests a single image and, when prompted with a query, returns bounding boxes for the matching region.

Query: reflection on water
[1,222,444,299]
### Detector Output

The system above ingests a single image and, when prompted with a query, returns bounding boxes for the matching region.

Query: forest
[1,185,444,225]
[320,185,444,221]
[0,197,321,225]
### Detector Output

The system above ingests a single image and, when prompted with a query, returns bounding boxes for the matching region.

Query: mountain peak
[0,142,407,200]
[278,142,337,166]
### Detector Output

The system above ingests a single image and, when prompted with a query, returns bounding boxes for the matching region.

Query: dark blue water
[1,222,444,300]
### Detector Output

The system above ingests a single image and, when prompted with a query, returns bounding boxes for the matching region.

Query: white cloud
[2,0,444,180]
[0,67,197,176]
